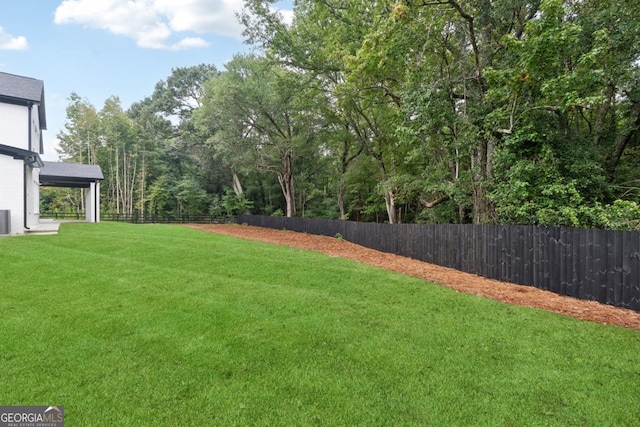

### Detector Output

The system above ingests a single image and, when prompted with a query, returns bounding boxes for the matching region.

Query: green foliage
[198,54,327,217]
[40,187,83,215]
[579,200,640,231]
[209,190,254,217]
[151,63,219,122]
[175,176,210,216]
[492,139,640,230]
[147,175,175,215]
[56,92,101,163]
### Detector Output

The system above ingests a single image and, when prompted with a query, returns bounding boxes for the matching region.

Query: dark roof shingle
[0,72,43,102]
[0,72,47,130]
[41,161,104,181]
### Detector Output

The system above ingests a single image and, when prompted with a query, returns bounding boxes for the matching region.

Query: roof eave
[0,144,44,168]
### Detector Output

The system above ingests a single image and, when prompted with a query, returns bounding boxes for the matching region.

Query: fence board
[541,227,550,291]
[523,226,535,286]
[606,231,617,305]
[630,232,640,311]
[577,229,588,300]
[531,226,540,288]
[560,228,568,296]
[622,231,634,310]
[473,226,479,275]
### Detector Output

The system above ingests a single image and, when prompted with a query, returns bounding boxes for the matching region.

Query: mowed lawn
[1,223,639,426]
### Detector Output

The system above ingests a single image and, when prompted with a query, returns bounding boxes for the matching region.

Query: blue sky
[0,0,292,161]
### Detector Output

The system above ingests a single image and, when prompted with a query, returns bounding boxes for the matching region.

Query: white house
[0,71,103,235]
[0,72,47,235]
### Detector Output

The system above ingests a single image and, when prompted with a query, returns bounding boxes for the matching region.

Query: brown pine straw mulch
[187,224,640,331]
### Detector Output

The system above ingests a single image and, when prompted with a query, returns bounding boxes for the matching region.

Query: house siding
[26,165,39,227]
[0,72,48,235]
[30,104,42,153]
[0,154,25,235]
[0,103,29,150]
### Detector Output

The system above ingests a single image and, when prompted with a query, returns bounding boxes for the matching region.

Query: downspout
[23,162,29,230]
[24,103,33,230]
[94,182,98,222]
[28,102,33,151]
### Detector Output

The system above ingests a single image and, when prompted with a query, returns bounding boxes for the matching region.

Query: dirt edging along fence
[238,215,640,312]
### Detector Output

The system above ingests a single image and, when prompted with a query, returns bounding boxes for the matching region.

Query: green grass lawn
[1,222,639,426]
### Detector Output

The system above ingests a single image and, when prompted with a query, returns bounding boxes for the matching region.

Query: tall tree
[127,97,174,216]
[99,97,140,215]
[148,64,222,215]
[57,93,101,164]
[201,54,322,217]
[243,0,403,221]
[151,64,219,123]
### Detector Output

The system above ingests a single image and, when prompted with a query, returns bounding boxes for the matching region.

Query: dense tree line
[45,0,640,229]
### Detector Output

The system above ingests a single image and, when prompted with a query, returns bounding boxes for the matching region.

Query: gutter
[95,182,98,222]
[24,103,35,230]
[28,102,33,152]
[23,162,29,230]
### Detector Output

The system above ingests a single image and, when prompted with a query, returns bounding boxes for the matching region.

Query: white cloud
[169,37,210,51]
[0,26,28,50]
[280,9,294,26]
[269,6,294,27]
[42,135,62,162]
[54,0,173,49]
[53,0,261,50]
[155,0,245,38]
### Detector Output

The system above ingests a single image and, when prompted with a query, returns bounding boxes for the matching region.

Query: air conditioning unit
[0,210,10,234]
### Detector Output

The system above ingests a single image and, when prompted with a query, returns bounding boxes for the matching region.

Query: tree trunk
[139,149,146,217]
[384,188,397,224]
[337,178,347,220]
[605,102,640,178]
[277,152,296,217]
[115,147,121,214]
[471,138,495,224]
[231,169,244,196]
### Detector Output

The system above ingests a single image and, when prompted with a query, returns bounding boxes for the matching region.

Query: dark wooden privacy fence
[238,215,640,312]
